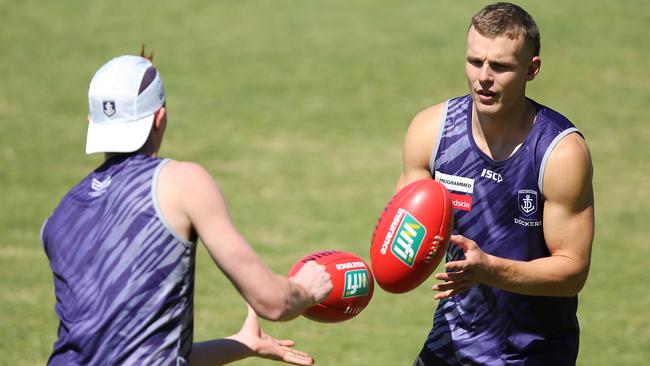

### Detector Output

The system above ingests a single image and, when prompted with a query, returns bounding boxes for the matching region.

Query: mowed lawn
[1,1,648,365]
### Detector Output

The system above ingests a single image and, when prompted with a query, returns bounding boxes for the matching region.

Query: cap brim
[85,114,155,154]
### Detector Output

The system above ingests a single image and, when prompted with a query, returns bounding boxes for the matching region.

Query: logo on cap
[103,100,116,117]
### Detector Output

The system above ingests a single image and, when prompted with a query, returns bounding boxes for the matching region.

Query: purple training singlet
[420,95,582,365]
[42,154,195,365]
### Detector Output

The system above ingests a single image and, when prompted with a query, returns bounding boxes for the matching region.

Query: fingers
[282,347,314,365]
[275,339,296,347]
[265,340,313,365]
[431,236,486,300]
[432,279,470,293]
[432,266,472,299]
[291,261,333,304]
[258,336,314,365]
[432,274,472,300]
[239,302,315,365]
[281,345,307,356]
[434,270,465,282]
[450,234,471,251]
[443,260,467,273]
[434,286,469,300]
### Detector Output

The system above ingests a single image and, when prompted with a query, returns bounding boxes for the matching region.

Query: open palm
[234,305,314,365]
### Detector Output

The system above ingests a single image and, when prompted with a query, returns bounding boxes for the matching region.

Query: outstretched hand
[230,305,315,365]
[432,235,490,300]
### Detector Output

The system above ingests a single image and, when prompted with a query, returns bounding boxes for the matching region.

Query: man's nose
[479,64,493,84]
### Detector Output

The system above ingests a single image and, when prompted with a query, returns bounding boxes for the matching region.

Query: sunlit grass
[1,0,648,364]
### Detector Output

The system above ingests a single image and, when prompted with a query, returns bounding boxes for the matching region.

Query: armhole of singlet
[40,217,49,252]
[152,159,194,248]
[428,100,450,176]
[538,127,581,196]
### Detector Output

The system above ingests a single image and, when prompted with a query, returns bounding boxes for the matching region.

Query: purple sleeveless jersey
[41,154,195,365]
[421,95,582,365]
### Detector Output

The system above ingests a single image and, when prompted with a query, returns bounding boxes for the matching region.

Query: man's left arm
[433,133,594,298]
[189,305,315,366]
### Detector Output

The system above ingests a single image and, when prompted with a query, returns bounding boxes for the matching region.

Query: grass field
[1,0,648,365]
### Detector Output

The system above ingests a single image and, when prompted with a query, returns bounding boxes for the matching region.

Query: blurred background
[1,0,648,364]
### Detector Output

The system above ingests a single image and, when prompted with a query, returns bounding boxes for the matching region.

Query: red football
[288,250,374,323]
[370,179,453,293]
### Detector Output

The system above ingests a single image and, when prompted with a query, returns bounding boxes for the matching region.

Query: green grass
[1,0,648,364]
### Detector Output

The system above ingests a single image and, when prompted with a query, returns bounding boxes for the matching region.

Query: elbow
[256,309,285,322]
[568,277,588,297]
[248,298,283,321]
[560,283,583,298]
[265,309,295,322]
[561,266,590,297]
[255,300,295,322]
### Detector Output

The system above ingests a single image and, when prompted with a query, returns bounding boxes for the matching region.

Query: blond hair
[470,2,540,57]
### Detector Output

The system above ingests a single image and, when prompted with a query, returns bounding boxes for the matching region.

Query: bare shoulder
[403,102,447,158]
[158,160,223,203]
[543,133,593,208]
[407,102,447,137]
[154,161,222,241]
[157,159,231,230]
[397,102,447,189]
[160,160,215,187]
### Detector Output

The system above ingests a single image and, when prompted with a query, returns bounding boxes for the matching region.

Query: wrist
[289,277,315,308]
[228,332,259,354]
[482,253,499,287]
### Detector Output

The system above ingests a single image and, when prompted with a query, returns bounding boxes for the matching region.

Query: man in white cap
[41,51,332,365]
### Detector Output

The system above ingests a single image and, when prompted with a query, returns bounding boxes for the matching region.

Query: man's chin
[473,98,500,115]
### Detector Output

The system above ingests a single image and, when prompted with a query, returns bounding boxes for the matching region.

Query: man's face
[464,26,538,117]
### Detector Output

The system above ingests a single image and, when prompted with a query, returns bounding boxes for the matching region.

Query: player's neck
[103,141,159,161]
[471,99,536,161]
[137,139,160,157]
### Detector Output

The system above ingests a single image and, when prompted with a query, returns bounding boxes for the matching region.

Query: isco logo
[343,269,370,298]
[481,168,503,183]
[390,212,426,267]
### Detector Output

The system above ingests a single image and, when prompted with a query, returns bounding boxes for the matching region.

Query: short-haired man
[399,3,594,365]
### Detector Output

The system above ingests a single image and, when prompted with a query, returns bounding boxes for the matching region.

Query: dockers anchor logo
[518,189,537,216]
[103,100,116,117]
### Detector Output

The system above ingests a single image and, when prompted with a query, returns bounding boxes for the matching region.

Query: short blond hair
[470,2,540,57]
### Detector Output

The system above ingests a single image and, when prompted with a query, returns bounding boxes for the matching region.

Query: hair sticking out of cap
[140,44,155,62]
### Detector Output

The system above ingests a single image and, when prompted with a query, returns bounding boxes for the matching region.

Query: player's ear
[153,107,166,130]
[527,56,541,81]
[87,114,91,123]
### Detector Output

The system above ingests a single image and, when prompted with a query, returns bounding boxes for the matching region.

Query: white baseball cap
[86,55,166,154]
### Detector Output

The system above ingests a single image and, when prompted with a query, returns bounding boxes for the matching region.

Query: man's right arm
[396,102,446,191]
[158,160,332,321]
